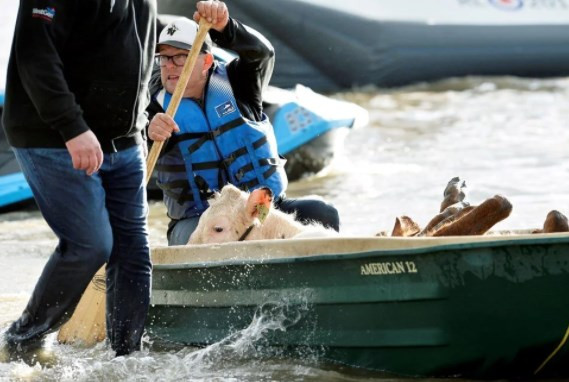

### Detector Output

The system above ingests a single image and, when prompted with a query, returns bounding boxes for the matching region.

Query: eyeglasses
[154,54,188,67]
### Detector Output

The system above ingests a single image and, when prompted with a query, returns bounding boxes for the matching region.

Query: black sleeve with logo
[7,0,90,142]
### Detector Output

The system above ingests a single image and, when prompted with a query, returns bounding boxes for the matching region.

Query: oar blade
[57,266,106,346]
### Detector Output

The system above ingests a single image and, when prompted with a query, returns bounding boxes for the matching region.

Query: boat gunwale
[152,232,569,270]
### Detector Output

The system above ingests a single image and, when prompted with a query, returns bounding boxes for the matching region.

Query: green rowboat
[147,233,569,378]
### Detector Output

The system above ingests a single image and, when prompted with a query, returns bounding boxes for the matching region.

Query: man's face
[158,45,207,95]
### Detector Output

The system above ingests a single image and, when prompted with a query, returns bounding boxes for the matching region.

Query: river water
[1,76,568,381]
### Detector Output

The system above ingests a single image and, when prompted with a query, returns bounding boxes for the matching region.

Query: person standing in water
[2,0,156,356]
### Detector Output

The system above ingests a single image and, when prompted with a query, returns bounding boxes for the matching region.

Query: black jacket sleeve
[209,18,275,122]
[14,0,90,141]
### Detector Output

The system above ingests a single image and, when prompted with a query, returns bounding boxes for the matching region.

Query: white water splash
[3,298,316,381]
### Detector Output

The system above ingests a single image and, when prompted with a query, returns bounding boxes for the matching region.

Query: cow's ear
[246,187,273,222]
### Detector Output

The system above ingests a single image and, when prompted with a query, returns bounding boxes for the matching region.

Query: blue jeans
[6,145,151,355]
[168,217,200,246]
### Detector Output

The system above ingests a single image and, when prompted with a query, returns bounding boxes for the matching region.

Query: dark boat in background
[159,0,569,92]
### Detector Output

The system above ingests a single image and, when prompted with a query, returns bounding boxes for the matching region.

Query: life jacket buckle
[235,169,245,181]
[221,154,236,169]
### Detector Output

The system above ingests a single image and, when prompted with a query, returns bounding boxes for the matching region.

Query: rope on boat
[534,324,569,375]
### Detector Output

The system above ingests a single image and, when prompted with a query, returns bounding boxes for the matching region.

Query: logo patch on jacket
[215,101,236,118]
[32,7,56,21]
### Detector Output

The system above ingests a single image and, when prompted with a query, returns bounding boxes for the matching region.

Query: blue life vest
[154,64,287,219]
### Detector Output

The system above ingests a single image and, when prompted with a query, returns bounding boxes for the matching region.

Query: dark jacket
[2,0,157,152]
[148,17,275,126]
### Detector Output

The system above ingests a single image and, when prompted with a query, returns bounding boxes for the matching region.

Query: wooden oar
[57,266,106,345]
[58,18,212,346]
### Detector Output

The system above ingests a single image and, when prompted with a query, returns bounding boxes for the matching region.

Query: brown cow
[533,210,569,234]
[388,177,513,237]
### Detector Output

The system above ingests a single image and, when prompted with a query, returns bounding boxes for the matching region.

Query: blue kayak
[0,120,33,209]
[0,173,33,209]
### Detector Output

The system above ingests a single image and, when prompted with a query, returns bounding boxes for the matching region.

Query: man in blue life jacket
[147,1,340,245]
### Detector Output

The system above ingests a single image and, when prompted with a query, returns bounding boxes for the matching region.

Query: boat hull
[147,234,569,378]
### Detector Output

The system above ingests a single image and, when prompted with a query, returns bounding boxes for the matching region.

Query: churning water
[1,75,568,381]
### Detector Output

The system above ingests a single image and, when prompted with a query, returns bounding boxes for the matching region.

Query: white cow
[188,184,334,245]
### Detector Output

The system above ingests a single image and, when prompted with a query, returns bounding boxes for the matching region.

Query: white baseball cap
[157,17,212,52]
